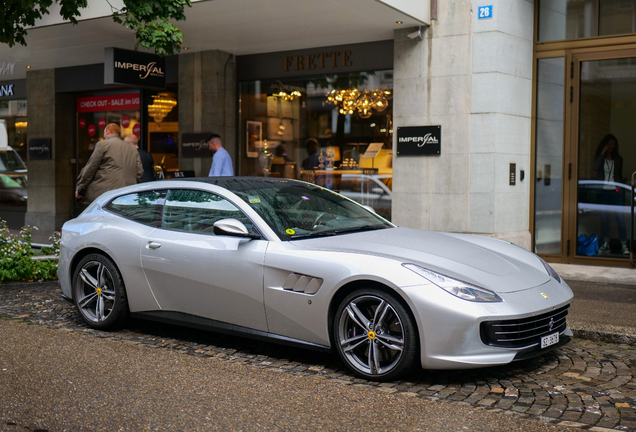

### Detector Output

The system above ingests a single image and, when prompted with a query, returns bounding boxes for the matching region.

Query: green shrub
[0,220,61,282]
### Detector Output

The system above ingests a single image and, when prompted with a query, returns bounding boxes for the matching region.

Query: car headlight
[537,257,561,283]
[402,263,503,302]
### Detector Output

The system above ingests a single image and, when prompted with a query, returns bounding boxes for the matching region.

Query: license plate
[540,332,559,349]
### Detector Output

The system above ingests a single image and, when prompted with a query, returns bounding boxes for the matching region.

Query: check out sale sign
[77,93,140,113]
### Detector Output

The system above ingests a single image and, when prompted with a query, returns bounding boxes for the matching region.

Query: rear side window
[106,191,166,226]
[162,189,253,235]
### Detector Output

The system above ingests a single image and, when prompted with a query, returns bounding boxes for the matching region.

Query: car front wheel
[334,288,418,381]
[72,253,129,330]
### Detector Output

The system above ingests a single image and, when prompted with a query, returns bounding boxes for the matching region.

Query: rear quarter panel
[61,213,161,312]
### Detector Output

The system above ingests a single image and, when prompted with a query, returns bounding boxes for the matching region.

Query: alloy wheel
[76,260,116,323]
[337,294,405,376]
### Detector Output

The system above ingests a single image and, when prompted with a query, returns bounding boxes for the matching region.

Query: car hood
[291,227,551,293]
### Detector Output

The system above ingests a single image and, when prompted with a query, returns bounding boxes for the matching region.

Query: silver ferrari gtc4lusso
[59,177,573,381]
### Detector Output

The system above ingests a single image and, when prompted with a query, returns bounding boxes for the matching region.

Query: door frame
[566,47,636,266]
[533,45,636,266]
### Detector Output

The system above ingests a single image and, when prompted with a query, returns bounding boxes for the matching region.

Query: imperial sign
[28,138,52,160]
[397,126,442,156]
[182,133,213,158]
[104,47,166,89]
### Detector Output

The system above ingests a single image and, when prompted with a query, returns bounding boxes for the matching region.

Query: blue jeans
[599,189,627,243]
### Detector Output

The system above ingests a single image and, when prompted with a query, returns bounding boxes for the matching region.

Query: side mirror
[213,218,260,239]
[362,205,376,214]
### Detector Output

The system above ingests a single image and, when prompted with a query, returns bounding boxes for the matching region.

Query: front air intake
[480,304,570,349]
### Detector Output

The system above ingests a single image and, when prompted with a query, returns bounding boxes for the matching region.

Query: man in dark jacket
[125,134,156,182]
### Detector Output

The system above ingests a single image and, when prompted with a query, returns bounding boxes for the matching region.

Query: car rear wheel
[334,288,418,381]
[72,253,129,330]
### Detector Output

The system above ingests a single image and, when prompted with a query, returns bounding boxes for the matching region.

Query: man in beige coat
[75,123,143,203]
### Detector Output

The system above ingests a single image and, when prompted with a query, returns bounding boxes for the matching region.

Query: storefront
[533,0,636,266]
[0,79,27,228]
[236,41,394,219]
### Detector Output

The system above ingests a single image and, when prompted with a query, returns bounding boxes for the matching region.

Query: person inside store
[593,133,628,255]
[75,123,143,203]
[208,133,234,176]
[125,134,156,182]
[302,138,321,170]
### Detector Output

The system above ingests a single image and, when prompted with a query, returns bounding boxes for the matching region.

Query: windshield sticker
[286,229,296,235]
[248,196,261,204]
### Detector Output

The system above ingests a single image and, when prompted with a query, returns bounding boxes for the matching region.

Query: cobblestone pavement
[1,282,635,431]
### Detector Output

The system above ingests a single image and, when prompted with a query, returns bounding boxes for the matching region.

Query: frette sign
[104,48,166,89]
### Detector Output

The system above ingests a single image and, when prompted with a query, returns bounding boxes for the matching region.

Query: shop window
[534,57,565,255]
[539,0,636,42]
[238,70,393,220]
[600,0,636,36]
[76,93,142,172]
[0,100,28,229]
[146,91,179,179]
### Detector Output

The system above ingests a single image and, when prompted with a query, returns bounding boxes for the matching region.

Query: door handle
[147,241,162,249]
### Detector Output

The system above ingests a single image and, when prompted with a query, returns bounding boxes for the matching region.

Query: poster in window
[246,121,262,158]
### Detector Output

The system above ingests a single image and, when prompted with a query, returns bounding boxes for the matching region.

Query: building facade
[0,0,634,267]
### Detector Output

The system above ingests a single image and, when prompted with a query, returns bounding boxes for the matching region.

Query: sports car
[58,177,573,381]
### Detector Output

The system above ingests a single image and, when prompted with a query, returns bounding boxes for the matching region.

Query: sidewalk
[553,263,636,345]
[552,262,636,286]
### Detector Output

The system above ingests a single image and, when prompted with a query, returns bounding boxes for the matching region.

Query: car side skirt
[131,311,332,353]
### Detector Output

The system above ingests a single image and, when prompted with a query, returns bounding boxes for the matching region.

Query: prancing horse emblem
[548,317,555,331]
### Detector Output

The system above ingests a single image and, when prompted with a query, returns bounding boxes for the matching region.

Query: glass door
[570,49,636,263]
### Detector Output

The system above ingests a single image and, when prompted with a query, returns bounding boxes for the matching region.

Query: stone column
[25,69,74,233]
[178,50,236,176]
[391,0,534,249]
[469,0,534,249]
[392,0,473,233]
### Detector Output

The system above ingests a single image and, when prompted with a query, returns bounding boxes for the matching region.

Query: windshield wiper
[333,224,388,235]
[290,231,338,239]
[289,224,388,239]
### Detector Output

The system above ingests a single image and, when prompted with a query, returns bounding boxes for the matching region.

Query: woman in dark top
[593,134,628,255]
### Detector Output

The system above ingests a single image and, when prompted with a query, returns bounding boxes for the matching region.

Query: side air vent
[282,273,323,295]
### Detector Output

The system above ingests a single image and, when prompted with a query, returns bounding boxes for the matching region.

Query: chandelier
[326,89,392,118]
[148,93,177,123]
[275,90,302,101]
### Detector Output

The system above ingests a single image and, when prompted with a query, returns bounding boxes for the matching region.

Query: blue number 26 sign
[478,5,493,19]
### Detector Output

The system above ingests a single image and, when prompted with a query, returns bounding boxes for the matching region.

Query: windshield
[0,149,27,172]
[226,179,393,240]
[0,174,27,188]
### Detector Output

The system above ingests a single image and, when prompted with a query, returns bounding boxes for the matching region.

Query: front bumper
[401,277,574,370]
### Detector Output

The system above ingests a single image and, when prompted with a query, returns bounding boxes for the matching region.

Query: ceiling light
[326,89,392,119]
[26,66,31,69]
[148,93,177,123]
[396,21,403,24]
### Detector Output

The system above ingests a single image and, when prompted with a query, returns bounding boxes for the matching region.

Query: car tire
[333,288,418,381]
[72,253,129,330]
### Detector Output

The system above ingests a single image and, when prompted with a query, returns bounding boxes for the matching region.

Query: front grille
[480,304,569,349]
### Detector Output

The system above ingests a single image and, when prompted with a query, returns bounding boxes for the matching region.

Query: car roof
[173,176,309,193]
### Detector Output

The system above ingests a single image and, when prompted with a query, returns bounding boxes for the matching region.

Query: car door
[140,188,268,332]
